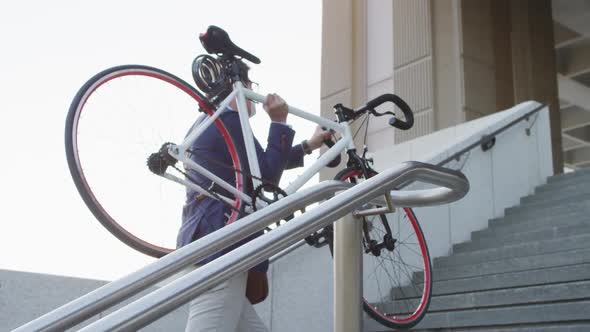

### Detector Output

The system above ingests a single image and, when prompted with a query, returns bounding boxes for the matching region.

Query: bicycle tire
[65,65,245,258]
[329,167,432,329]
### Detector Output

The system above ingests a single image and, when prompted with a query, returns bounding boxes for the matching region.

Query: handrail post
[333,213,363,332]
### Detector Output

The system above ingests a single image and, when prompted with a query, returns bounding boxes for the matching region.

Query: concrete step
[453,223,590,253]
[403,324,590,332]
[364,301,590,331]
[435,233,590,268]
[503,201,590,219]
[522,187,590,205]
[487,211,588,228]
[427,248,590,282]
[547,168,590,184]
[536,177,590,194]
[473,221,590,244]
[471,217,590,241]
[393,262,590,298]
[520,192,590,210]
[416,300,590,331]
[381,280,590,314]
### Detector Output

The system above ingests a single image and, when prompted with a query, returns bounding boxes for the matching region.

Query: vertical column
[320,0,353,181]
[351,0,367,110]
[349,0,368,151]
[365,0,395,149]
[460,0,497,120]
[511,0,563,173]
[491,0,514,111]
[431,0,463,130]
[393,0,435,143]
[510,1,534,103]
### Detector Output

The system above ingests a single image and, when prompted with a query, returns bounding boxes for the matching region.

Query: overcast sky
[0,1,321,281]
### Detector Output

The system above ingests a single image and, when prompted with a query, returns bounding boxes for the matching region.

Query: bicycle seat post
[228,60,243,84]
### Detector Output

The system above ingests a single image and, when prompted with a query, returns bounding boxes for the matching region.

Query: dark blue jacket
[176,110,304,272]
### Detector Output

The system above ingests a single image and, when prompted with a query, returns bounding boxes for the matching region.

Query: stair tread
[473,218,590,241]
[413,300,590,330]
[454,223,590,252]
[489,210,588,227]
[382,280,590,312]
[426,248,590,281]
[365,301,590,331]
[393,263,590,298]
[504,203,590,218]
[369,323,590,332]
[437,233,590,268]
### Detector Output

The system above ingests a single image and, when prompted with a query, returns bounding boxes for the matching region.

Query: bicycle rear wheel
[330,167,432,329]
[65,65,244,258]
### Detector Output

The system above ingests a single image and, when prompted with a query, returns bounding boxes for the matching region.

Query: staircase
[365,169,590,331]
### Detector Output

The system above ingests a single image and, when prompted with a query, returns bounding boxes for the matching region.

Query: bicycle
[65,25,431,329]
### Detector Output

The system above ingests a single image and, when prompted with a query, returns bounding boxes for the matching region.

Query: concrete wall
[1,269,187,331]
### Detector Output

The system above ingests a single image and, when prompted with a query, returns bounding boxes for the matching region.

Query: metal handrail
[437,103,546,167]
[15,162,468,332]
[75,161,468,331]
[13,180,353,332]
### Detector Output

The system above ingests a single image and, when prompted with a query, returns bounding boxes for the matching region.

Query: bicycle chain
[171,164,242,214]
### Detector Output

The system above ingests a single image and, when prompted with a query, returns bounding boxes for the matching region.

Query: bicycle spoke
[396,248,423,299]
[399,242,423,257]
[353,113,369,141]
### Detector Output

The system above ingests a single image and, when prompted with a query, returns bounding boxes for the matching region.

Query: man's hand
[263,93,288,123]
[307,125,334,150]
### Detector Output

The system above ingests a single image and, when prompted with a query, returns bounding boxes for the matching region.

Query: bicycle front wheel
[330,167,433,330]
[65,65,244,258]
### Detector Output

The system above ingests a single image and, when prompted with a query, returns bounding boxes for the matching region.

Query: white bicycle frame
[165,81,356,211]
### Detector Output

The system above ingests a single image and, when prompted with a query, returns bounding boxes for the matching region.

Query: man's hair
[235,60,251,85]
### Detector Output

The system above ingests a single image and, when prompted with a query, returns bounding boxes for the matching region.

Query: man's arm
[254,122,295,183]
[285,144,304,169]
[284,125,334,170]
[270,121,304,169]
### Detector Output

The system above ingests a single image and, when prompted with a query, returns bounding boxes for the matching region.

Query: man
[178,79,330,331]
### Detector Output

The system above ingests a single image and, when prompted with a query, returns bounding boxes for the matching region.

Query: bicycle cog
[251,183,295,229]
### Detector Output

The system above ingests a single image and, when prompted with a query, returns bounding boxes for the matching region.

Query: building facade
[321,0,590,175]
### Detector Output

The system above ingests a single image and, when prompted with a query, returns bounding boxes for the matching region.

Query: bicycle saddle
[199,26,261,64]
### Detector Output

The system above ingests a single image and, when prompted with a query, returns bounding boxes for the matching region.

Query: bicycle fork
[355,193,397,257]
